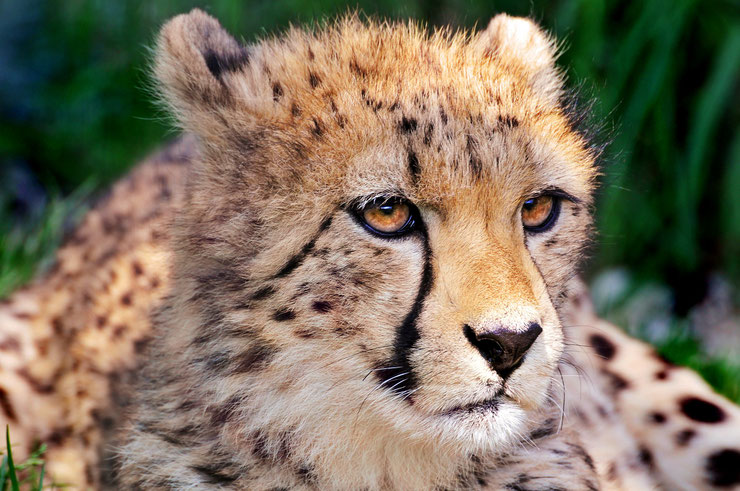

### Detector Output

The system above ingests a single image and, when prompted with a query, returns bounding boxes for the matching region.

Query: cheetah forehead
[155,9,598,208]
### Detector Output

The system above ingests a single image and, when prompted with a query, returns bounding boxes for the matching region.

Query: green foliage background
[0,0,739,397]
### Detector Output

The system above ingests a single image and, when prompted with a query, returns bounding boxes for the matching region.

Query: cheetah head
[154,9,597,470]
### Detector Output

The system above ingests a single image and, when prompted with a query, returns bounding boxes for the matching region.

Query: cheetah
[1,9,739,489]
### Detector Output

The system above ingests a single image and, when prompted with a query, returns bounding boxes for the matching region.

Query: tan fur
[0,9,739,490]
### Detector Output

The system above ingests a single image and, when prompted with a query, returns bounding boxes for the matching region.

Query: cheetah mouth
[441,389,506,417]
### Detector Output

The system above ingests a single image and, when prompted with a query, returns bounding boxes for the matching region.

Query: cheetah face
[156,11,597,455]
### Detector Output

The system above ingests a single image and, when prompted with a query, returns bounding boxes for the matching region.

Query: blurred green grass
[0,0,738,399]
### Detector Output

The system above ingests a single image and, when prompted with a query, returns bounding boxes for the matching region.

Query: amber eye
[521,195,560,232]
[357,197,417,237]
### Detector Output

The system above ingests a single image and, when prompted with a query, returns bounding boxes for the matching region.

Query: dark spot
[638,445,654,469]
[505,473,532,490]
[606,461,619,481]
[335,114,347,128]
[399,116,417,133]
[272,82,283,102]
[680,396,726,423]
[601,368,630,393]
[112,324,126,339]
[48,426,73,446]
[648,412,667,424]
[407,150,420,181]
[16,368,54,393]
[132,261,144,276]
[273,308,296,322]
[571,206,581,217]
[313,247,330,258]
[544,238,558,247]
[210,396,242,425]
[291,103,301,117]
[121,291,133,306]
[274,217,332,278]
[439,108,448,124]
[706,449,740,486]
[134,338,149,354]
[589,333,617,360]
[465,135,482,177]
[529,418,558,440]
[0,387,16,421]
[251,286,276,301]
[308,72,321,88]
[203,47,250,81]
[311,301,332,313]
[655,369,669,380]
[232,342,275,373]
[0,337,20,352]
[567,443,595,472]
[51,316,63,335]
[389,101,400,112]
[250,430,270,461]
[311,117,323,137]
[327,97,338,113]
[498,114,519,128]
[675,429,697,446]
[349,59,367,77]
[191,463,238,485]
[95,315,107,329]
[202,351,231,372]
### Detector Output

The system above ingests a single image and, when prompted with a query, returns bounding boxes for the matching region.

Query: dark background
[0,0,738,399]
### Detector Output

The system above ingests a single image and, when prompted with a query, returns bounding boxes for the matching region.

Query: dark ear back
[154,9,250,131]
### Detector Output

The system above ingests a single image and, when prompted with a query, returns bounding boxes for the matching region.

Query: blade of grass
[721,129,740,279]
[6,426,19,491]
[0,456,7,488]
[600,0,694,247]
[35,463,45,491]
[675,25,740,265]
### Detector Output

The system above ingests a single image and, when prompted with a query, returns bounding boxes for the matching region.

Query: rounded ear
[477,14,562,101]
[154,9,250,125]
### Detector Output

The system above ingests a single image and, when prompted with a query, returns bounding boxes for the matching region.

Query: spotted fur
[0,10,738,490]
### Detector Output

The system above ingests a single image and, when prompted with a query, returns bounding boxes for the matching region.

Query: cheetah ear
[478,14,562,101]
[154,9,250,131]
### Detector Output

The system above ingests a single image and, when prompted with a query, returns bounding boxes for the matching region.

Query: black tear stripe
[377,229,434,402]
[273,217,333,278]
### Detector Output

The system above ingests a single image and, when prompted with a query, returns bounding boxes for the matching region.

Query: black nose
[464,322,543,379]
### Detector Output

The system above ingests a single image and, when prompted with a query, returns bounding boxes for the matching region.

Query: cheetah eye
[356,197,418,237]
[521,195,560,232]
